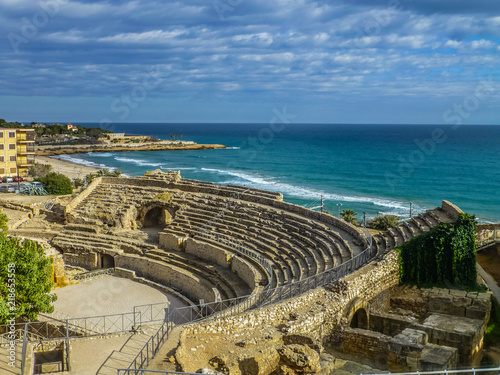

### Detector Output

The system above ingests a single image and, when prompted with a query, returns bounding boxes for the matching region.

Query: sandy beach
[36,156,100,180]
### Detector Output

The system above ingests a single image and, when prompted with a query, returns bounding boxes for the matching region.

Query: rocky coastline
[35,141,227,156]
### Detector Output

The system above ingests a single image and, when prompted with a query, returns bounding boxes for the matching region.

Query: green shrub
[399,213,477,288]
[367,215,400,231]
[37,172,73,195]
[485,297,500,346]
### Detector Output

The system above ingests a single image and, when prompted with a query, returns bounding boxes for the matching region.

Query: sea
[54,124,500,224]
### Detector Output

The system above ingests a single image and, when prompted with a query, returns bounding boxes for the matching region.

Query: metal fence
[117,368,500,375]
[121,231,376,374]
[363,368,500,375]
[0,302,169,343]
[477,229,500,250]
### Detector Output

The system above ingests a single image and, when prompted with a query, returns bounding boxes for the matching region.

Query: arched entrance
[143,206,165,227]
[343,297,370,330]
[140,205,175,228]
[101,254,115,269]
[350,308,368,330]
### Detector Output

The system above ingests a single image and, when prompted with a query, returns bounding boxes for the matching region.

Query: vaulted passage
[350,308,368,330]
[101,254,115,269]
[143,207,165,228]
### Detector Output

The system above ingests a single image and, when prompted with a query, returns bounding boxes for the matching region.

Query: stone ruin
[50,170,458,307]
[22,169,485,373]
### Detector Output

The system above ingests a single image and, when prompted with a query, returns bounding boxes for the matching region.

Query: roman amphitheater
[1,170,494,375]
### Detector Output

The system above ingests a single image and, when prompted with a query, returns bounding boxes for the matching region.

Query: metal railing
[363,367,500,375]
[119,371,198,375]
[117,368,500,375]
[477,229,500,250]
[0,302,169,343]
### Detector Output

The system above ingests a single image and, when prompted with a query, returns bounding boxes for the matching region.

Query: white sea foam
[113,156,163,167]
[86,152,114,157]
[201,167,418,212]
[53,155,117,171]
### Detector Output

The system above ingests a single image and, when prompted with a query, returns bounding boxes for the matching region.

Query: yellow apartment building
[0,128,35,178]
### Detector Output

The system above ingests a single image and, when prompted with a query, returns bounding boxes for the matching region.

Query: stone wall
[62,252,97,270]
[340,328,389,366]
[390,287,491,322]
[115,254,218,304]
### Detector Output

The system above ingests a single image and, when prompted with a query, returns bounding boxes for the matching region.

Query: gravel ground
[51,276,188,318]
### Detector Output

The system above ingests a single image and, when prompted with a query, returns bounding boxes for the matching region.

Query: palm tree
[340,209,358,225]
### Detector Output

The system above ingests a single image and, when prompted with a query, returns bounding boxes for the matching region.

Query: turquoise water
[57,124,500,223]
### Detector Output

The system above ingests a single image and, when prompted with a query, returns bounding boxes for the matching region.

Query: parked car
[3,177,13,183]
[0,177,3,183]
[13,177,23,182]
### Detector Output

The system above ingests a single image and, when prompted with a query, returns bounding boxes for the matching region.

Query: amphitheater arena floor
[51,275,188,318]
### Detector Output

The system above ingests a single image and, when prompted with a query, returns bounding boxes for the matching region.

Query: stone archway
[137,204,176,228]
[350,308,368,329]
[143,206,165,227]
[344,297,370,330]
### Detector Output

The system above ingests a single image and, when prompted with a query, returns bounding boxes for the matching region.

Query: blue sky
[0,0,499,124]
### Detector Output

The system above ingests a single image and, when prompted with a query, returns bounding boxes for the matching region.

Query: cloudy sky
[0,0,499,124]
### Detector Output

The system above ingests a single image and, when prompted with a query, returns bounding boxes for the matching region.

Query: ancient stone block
[277,344,321,373]
[237,347,280,375]
[419,344,458,372]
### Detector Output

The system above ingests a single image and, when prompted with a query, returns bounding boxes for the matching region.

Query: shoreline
[36,142,227,156]
[36,156,102,180]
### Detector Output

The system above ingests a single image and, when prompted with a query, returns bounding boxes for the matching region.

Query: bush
[28,163,52,178]
[367,215,400,231]
[37,172,73,195]
[399,213,477,288]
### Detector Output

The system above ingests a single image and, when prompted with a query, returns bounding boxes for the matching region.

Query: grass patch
[485,296,500,347]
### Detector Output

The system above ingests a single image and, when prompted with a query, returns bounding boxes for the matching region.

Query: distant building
[102,133,152,142]
[32,123,46,128]
[0,128,35,177]
[66,123,78,132]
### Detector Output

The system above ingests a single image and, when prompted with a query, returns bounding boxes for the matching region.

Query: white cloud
[471,39,495,49]
[99,29,187,44]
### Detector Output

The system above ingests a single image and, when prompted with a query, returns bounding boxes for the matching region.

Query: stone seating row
[51,229,251,303]
[372,208,456,254]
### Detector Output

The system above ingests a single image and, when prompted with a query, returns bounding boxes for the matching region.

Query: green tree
[367,214,400,231]
[37,172,73,195]
[340,209,358,225]
[0,212,57,322]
